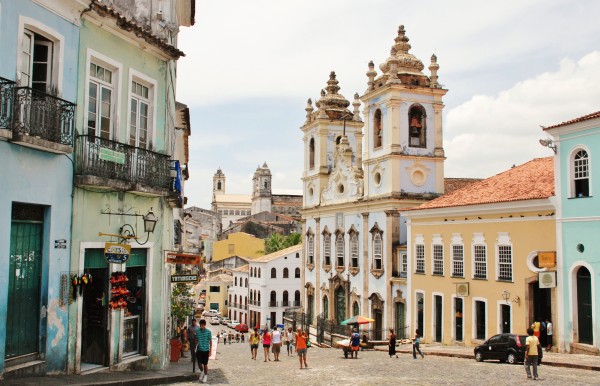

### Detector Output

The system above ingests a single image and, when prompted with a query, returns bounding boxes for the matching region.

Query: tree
[262,232,302,254]
[171,283,195,328]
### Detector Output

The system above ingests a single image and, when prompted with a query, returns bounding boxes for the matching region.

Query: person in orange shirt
[294,328,308,369]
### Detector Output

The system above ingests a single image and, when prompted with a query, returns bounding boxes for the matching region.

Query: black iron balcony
[11,86,75,153]
[75,135,171,195]
[0,77,15,134]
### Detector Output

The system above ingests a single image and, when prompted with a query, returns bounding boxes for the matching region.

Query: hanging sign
[105,243,131,264]
[538,251,556,268]
[171,274,199,283]
[165,251,201,265]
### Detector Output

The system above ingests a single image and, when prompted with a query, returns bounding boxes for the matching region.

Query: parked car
[221,317,231,325]
[235,323,249,333]
[229,321,240,329]
[202,309,220,317]
[210,316,220,325]
[474,333,543,364]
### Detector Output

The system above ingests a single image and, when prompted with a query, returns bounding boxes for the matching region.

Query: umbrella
[340,315,375,325]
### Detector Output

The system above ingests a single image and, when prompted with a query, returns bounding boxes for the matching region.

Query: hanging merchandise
[71,274,80,300]
[109,271,130,310]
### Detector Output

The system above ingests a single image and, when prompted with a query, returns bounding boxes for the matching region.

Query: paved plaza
[170,325,599,386]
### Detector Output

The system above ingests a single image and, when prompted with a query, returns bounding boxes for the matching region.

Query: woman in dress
[262,328,272,362]
[388,328,398,358]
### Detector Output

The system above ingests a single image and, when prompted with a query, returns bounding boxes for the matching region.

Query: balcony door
[21,30,53,92]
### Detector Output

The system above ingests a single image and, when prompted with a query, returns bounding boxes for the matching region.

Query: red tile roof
[544,111,600,130]
[444,178,482,194]
[414,157,554,210]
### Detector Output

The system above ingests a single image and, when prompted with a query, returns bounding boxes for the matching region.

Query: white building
[228,244,303,329]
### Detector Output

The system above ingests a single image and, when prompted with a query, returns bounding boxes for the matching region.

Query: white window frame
[85,49,122,139]
[431,292,444,343]
[431,235,443,276]
[451,233,464,278]
[128,69,157,150]
[335,233,345,267]
[323,232,331,266]
[570,146,592,198]
[401,252,407,276]
[307,232,314,265]
[350,233,359,268]
[16,17,64,93]
[451,295,464,342]
[471,233,487,280]
[372,232,383,270]
[497,301,513,335]
[495,232,513,282]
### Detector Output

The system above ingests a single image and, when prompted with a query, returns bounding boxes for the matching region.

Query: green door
[577,267,593,344]
[7,220,43,358]
[395,302,406,339]
[335,286,346,325]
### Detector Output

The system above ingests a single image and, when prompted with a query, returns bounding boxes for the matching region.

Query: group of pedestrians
[249,326,310,369]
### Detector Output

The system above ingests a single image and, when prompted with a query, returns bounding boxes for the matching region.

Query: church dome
[314,71,352,120]
[379,25,424,76]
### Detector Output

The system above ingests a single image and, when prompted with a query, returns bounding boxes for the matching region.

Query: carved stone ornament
[369,292,384,311]
[370,267,385,279]
[349,266,360,276]
[305,282,315,297]
[393,289,405,303]
[307,263,315,272]
[322,264,332,274]
[406,160,430,187]
[335,265,346,275]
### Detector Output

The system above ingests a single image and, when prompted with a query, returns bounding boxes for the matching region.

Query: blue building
[545,111,600,354]
[0,0,83,378]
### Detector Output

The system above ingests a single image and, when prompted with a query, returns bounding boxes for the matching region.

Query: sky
[177,0,600,209]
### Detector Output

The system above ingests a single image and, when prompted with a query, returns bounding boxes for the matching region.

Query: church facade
[300,25,447,339]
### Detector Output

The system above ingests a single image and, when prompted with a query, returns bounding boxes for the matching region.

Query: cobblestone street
[171,326,599,386]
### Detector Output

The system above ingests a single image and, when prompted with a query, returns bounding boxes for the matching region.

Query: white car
[210,316,220,325]
[221,317,231,325]
[229,321,240,329]
[202,309,220,317]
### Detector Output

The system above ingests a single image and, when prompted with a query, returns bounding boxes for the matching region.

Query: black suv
[474,333,543,364]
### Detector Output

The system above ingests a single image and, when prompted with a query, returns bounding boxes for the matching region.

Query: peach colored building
[403,158,557,347]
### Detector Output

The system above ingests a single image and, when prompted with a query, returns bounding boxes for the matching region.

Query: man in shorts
[350,329,360,359]
[196,319,212,383]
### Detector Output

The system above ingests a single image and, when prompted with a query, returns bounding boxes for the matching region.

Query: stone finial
[305,98,314,123]
[429,54,440,88]
[366,60,377,91]
[385,47,401,85]
[352,93,361,121]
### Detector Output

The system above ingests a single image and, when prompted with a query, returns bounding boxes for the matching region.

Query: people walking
[195,319,212,384]
[525,327,540,381]
[272,326,282,361]
[349,329,360,359]
[294,327,308,369]
[388,329,398,358]
[545,318,553,352]
[412,329,424,359]
[249,329,260,360]
[285,327,293,356]
[187,319,200,365]
[262,327,272,362]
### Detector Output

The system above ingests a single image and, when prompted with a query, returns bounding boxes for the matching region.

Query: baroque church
[211,164,302,235]
[300,25,453,339]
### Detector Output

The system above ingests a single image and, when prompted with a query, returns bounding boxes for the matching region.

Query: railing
[0,77,15,130]
[292,301,302,307]
[12,86,75,146]
[268,301,278,307]
[76,135,170,190]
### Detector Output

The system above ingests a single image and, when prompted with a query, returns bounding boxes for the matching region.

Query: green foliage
[171,283,195,325]
[262,232,302,254]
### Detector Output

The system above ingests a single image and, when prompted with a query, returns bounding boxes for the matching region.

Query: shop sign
[165,251,201,265]
[171,274,198,283]
[538,251,556,268]
[539,271,557,288]
[105,243,131,264]
[55,239,67,249]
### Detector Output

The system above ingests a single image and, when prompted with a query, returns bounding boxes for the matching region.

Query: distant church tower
[251,162,272,214]
[211,168,226,212]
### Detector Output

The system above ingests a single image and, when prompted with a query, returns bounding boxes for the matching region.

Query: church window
[309,137,315,169]
[307,231,314,265]
[373,232,383,270]
[264,181,268,189]
[350,233,359,268]
[374,109,383,148]
[323,232,331,266]
[217,180,222,190]
[408,105,426,148]
[335,233,345,267]
[572,149,590,198]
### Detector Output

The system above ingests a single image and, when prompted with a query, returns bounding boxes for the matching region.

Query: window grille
[415,244,425,273]
[336,234,344,267]
[574,150,589,197]
[350,234,359,268]
[433,244,444,275]
[474,245,487,279]
[307,234,314,264]
[373,233,382,269]
[324,234,331,266]
[497,245,512,281]
[452,245,464,277]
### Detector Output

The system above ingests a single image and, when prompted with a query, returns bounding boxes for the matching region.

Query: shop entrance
[434,295,443,342]
[530,281,551,325]
[82,249,109,366]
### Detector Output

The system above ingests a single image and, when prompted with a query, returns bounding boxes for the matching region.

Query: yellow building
[200,273,234,316]
[212,232,265,261]
[403,158,557,347]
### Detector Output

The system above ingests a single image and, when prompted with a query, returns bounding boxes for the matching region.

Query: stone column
[314,217,321,319]
[361,212,370,315]
[385,210,400,332]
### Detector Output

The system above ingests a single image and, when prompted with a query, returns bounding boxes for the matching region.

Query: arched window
[264,181,268,189]
[309,137,315,169]
[270,290,276,306]
[258,268,261,278]
[573,149,590,198]
[336,233,345,267]
[283,290,289,306]
[235,277,238,286]
[283,268,289,278]
[234,294,238,306]
[295,267,301,278]
[295,290,301,305]
[323,296,329,319]
[307,231,315,264]
[374,109,383,148]
[353,301,360,316]
[245,278,248,287]
[323,232,332,266]
[373,232,383,270]
[271,267,277,278]
[350,233,359,268]
[217,181,222,190]
[408,105,426,148]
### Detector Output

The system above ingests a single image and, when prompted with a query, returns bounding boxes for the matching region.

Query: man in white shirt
[271,326,282,361]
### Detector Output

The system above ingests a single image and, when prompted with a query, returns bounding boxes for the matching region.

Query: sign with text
[165,251,201,265]
[105,243,131,264]
[538,251,556,268]
[171,274,199,283]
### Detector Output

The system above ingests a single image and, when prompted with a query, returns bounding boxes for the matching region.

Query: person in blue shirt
[350,329,361,359]
[196,319,212,383]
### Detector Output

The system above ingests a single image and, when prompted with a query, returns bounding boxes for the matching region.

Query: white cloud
[445,51,600,178]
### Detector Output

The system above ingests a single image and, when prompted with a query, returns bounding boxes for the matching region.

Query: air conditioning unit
[456,283,469,297]
[539,271,557,288]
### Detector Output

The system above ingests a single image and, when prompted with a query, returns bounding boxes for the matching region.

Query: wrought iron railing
[76,135,171,191]
[12,86,75,146]
[0,77,15,130]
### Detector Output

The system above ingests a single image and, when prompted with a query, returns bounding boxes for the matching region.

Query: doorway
[395,302,406,339]
[335,286,346,325]
[454,298,463,342]
[82,267,108,365]
[501,304,511,333]
[416,293,424,337]
[373,309,383,340]
[531,281,551,327]
[576,267,593,344]
[434,295,442,342]
[6,203,44,359]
